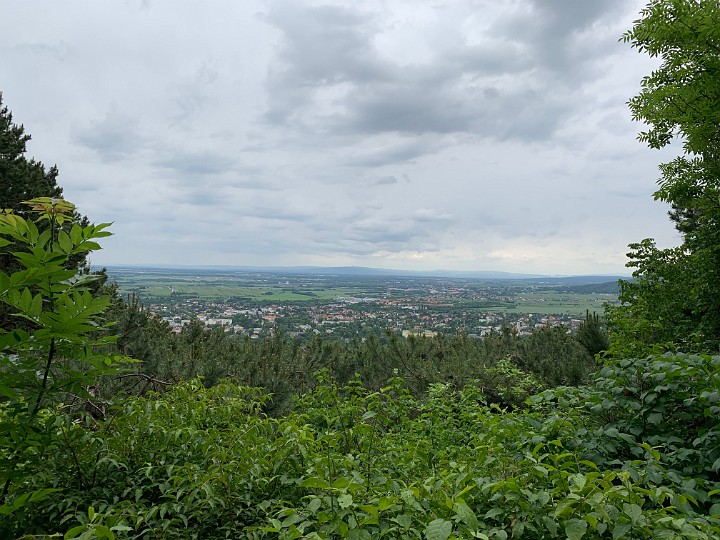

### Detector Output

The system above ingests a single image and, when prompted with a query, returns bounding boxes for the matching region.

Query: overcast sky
[1,0,681,275]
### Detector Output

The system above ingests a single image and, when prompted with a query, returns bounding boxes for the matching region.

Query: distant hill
[526,276,628,287]
[274,267,550,279]
[552,280,624,294]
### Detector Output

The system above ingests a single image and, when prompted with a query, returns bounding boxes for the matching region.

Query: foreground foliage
[7,361,720,539]
[0,198,128,537]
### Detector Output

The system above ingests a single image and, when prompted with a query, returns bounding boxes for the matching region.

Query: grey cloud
[2,0,662,273]
[13,41,70,61]
[530,0,625,33]
[154,151,237,176]
[175,190,226,207]
[265,3,386,86]
[263,3,388,127]
[75,113,144,161]
[195,61,219,85]
[375,176,397,186]
[262,0,629,145]
[340,83,568,141]
[227,178,282,191]
[413,209,453,222]
[492,0,627,72]
[340,83,473,135]
[333,210,454,253]
[455,41,533,75]
[345,138,438,167]
[240,205,314,223]
[170,93,207,126]
[168,61,220,126]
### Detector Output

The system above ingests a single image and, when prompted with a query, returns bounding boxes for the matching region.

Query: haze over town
[1,0,681,274]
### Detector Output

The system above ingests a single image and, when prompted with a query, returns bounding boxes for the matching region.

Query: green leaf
[64,525,86,539]
[0,383,19,399]
[554,499,576,518]
[29,292,43,318]
[93,525,115,540]
[70,223,82,245]
[77,240,102,252]
[536,491,551,507]
[301,477,330,489]
[12,492,32,510]
[455,501,478,531]
[565,518,587,540]
[570,473,586,492]
[623,503,642,524]
[543,516,559,536]
[58,229,72,253]
[425,518,452,540]
[612,523,631,539]
[307,497,321,514]
[378,497,392,511]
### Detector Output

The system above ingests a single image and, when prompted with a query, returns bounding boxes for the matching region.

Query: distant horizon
[100,263,630,281]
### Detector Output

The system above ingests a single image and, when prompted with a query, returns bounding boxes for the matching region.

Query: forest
[1,1,719,538]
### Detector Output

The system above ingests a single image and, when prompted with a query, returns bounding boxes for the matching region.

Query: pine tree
[0,93,63,215]
[0,93,97,329]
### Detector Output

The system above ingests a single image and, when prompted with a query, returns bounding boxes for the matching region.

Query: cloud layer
[0,0,680,274]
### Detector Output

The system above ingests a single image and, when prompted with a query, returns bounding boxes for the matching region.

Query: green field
[117,281,365,302]
[109,268,618,316]
[502,291,616,316]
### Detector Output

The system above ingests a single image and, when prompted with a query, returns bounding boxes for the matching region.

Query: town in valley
[107,266,622,341]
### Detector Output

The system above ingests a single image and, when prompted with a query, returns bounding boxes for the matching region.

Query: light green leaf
[378,497,392,511]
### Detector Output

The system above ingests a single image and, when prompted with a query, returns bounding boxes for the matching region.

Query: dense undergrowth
[5,356,720,539]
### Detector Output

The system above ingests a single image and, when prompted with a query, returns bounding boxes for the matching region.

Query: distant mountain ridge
[103,264,628,284]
